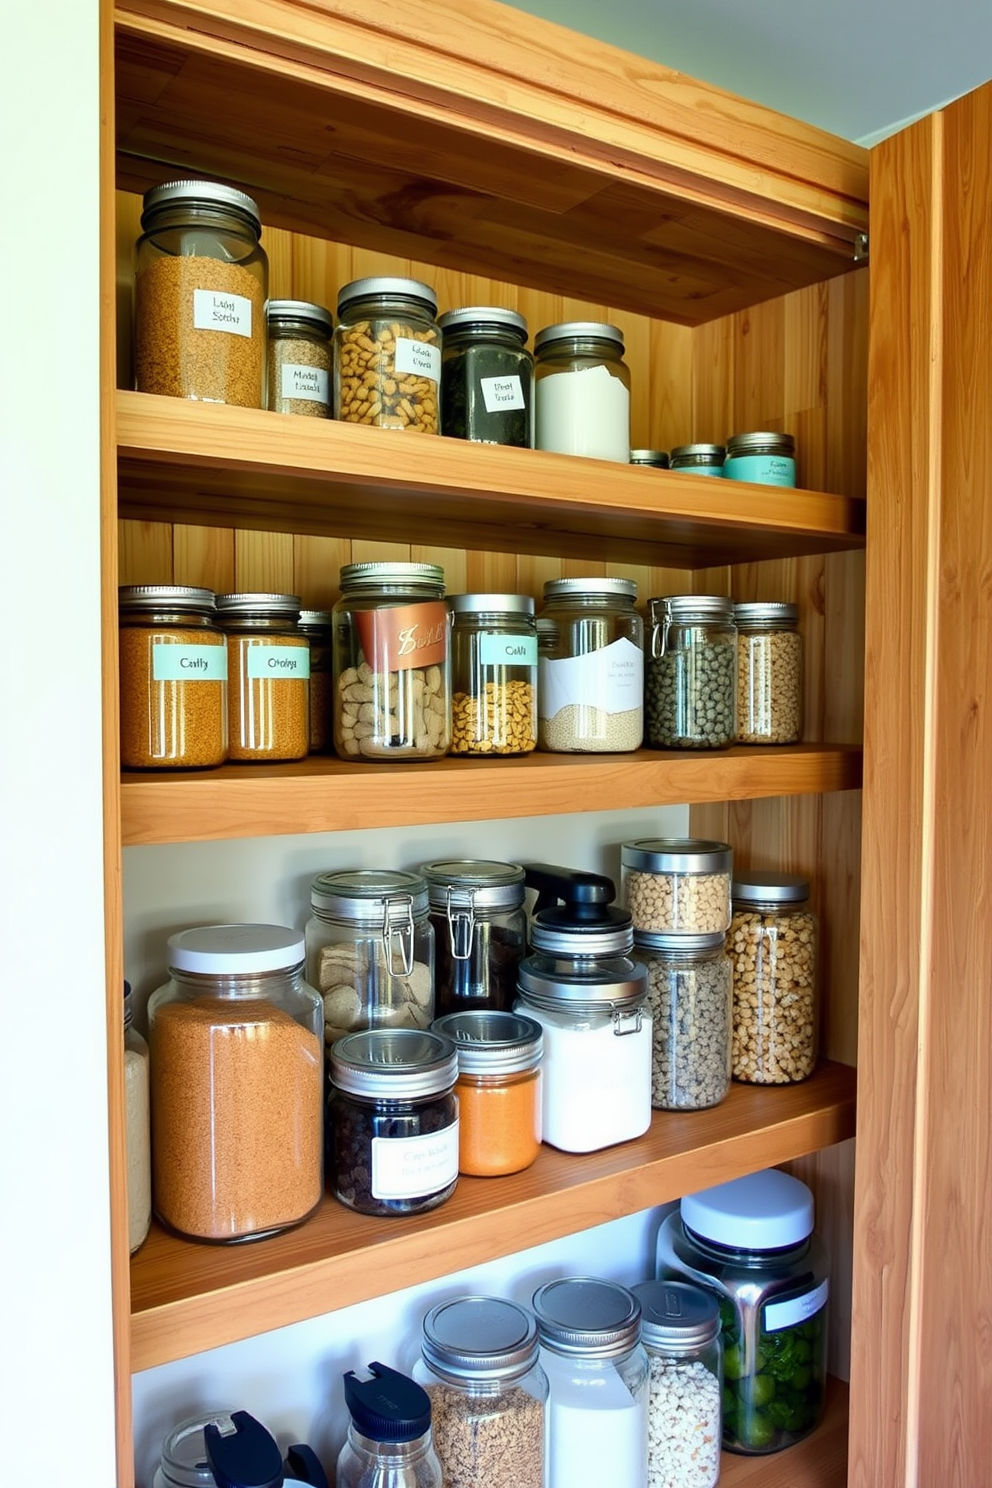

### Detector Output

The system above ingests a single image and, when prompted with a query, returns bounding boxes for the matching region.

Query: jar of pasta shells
[334,277,441,432]
[730,872,819,1084]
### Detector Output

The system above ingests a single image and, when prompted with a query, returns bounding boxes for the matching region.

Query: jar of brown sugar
[266,299,333,417]
[216,592,310,761]
[118,584,228,769]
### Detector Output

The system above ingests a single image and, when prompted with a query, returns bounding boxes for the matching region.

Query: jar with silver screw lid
[724,431,796,487]
[431,1010,543,1176]
[118,584,228,769]
[645,595,737,750]
[534,321,630,461]
[631,1279,723,1488]
[266,298,333,417]
[420,858,526,1016]
[730,870,818,1084]
[448,593,538,755]
[632,931,732,1110]
[216,591,310,761]
[334,276,441,432]
[537,577,643,752]
[438,306,533,445]
[630,448,670,469]
[670,443,725,475]
[298,608,334,752]
[734,601,803,744]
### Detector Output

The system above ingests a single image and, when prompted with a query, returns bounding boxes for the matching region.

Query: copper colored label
[354,601,448,672]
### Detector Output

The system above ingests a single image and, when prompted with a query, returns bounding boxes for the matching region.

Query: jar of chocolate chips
[420,859,527,1017]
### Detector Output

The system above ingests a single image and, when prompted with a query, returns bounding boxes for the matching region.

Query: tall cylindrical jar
[532,1277,648,1488]
[633,932,732,1110]
[534,321,630,461]
[631,1280,722,1488]
[449,593,538,755]
[216,592,310,761]
[298,608,334,753]
[134,180,267,407]
[645,594,737,749]
[438,307,533,446]
[431,1010,543,1176]
[537,577,643,752]
[266,298,333,416]
[124,980,151,1254]
[118,585,228,769]
[730,871,819,1083]
[415,1296,548,1488]
[734,601,804,744]
[148,925,323,1243]
[334,277,441,432]
[421,858,527,1016]
[333,562,451,760]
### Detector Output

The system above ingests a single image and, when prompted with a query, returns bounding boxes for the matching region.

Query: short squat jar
[537,577,643,752]
[534,321,630,462]
[633,932,732,1110]
[266,298,333,416]
[670,443,725,476]
[438,307,533,446]
[730,871,818,1084]
[735,601,803,744]
[153,1411,266,1488]
[216,592,310,761]
[334,277,441,432]
[134,180,267,407]
[432,1009,543,1176]
[646,594,737,749]
[630,448,670,469]
[621,838,733,936]
[421,858,527,1016]
[449,593,538,755]
[416,1296,548,1488]
[298,608,334,752]
[632,1280,722,1488]
[118,584,228,769]
[327,1028,459,1216]
[333,561,451,760]
[724,431,796,487]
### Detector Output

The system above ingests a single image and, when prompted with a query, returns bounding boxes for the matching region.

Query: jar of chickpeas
[334,277,441,432]
[730,872,819,1084]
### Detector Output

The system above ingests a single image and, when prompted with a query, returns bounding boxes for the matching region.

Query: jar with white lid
[148,924,323,1242]
[730,871,818,1083]
[438,307,533,445]
[123,980,151,1254]
[631,1280,722,1488]
[216,591,310,761]
[266,298,333,416]
[724,432,796,487]
[657,1168,829,1455]
[118,584,228,769]
[532,1277,648,1488]
[537,577,643,752]
[431,1010,543,1176]
[633,932,732,1110]
[298,608,334,752]
[334,276,441,432]
[734,601,803,744]
[621,838,733,936]
[534,321,630,461]
[448,593,538,755]
[669,443,725,475]
[646,594,737,749]
[415,1296,548,1488]
[421,858,526,1017]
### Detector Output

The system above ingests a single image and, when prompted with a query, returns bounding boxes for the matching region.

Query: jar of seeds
[333,562,451,760]
[449,594,538,756]
[730,872,818,1084]
[334,277,441,432]
[266,299,333,416]
[537,577,643,752]
[299,609,334,752]
[633,932,732,1109]
[631,1281,722,1488]
[621,839,733,936]
[646,594,737,749]
[118,584,228,769]
[438,307,533,446]
[735,601,803,744]
[216,592,310,761]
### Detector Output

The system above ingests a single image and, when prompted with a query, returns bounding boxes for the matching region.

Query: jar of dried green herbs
[438,307,533,446]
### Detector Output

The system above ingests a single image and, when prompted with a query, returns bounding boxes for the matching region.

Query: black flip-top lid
[343,1362,432,1442]
[203,1411,284,1488]
[525,864,632,955]
[284,1445,330,1487]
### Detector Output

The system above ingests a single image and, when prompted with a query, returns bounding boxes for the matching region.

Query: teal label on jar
[246,645,310,679]
[479,631,538,666]
[151,642,227,682]
[724,453,796,486]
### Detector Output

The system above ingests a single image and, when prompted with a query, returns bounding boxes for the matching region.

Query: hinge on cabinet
[853,232,869,263]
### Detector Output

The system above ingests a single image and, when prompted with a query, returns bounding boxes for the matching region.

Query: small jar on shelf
[534,321,630,461]
[216,592,310,762]
[621,838,733,937]
[266,298,333,417]
[438,306,533,445]
[448,593,538,755]
[334,277,441,432]
[730,870,819,1083]
[669,443,725,476]
[118,584,228,769]
[631,1280,722,1488]
[421,858,527,1016]
[431,1009,543,1176]
[645,594,737,749]
[298,608,334,753]
[537,577,643,752]
[734,601,804,744]
[629,448,670,469]
[724,431,796,487]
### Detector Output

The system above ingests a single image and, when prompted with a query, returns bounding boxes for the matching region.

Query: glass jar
[734,601,804,744]
[448,593,538,755]
[216,592,310,761]
[421,858,527,1015]
[730,872,818,1083]
[299,608,334,752]
[631,1280,722,1488]
[657,1169,829,1455]
[266,298,333,417]
[123,980,151,1254]
[438,307,533,446]
[153,1411,275,1488]
[532,1277,649,1488]
[534,321,630,461]
[645,594,737,749]
[134,180,267,407]
[327,1029,459,1216]
[334,277,441,432]
[630,448,670,468]
[415,1296,548,1488]
[669,443,725,476]
[431,1010,543,1176]
[724,431,796,487]
[338,1364,443,1488]
[333,562,451,760]
[118,584,228,769]
[148,924,323,1243]
[306,869,435,1046]
[621,838,733,936]
[537,577,643,752]
[633,932,732,1110]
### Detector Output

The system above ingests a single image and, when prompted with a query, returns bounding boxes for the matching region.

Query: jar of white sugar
[537,577,643,752]
[631,1280,723,1488]
[534,321,630,461]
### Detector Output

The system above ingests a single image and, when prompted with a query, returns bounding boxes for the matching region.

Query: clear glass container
[216,592,310,761]
[657,1169,829,1455]
[630,448,670,468]
[307,869,435,1045]
[421,858,526,1016]
[338,1365,443,1488]
[431,1010,543,1175]
[621,838,733,935]
[534,321,631,461]
[334,277,441,432]
[730,871,819,1083]
[724,431,796,487]
[438,307,533,446]
[118,584,228,769]
[532,1277,649,1488]
[669,443,725,476]
[537,577,643,752]
[134,180,267,407]
[266,298,333,416]
[415,1296,548,1488]
[633,932,732,1110]
[148,924,323,1243]
[327,1029,459,1216]
[646,594,737,749]
[734,601,804,744]
[154,1410,308,1488]
[123,980,151,1255]
[448,593,538,755]
[333,562,451,760]
[298,608,334,753]
[632,1280,722,1488]
[153,1411,262,1488]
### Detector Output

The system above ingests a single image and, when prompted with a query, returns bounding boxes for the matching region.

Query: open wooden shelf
[720,1378,849,1486]
[130,1061,855,1370]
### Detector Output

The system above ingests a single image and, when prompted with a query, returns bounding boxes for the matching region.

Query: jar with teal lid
[670,443,725,476]
[724,431,796,487]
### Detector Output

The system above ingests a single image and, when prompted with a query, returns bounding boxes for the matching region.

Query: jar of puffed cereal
[730,872,819,1083]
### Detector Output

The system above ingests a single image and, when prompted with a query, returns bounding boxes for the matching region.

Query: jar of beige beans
[621,839,732,936]
[734,601,803,744]
[730,872,818,1083]
[633,932,732,1110]
[334,277,441,432]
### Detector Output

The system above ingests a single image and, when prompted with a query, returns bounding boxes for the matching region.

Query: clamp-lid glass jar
[327,1028,459,1216]
[438,307,533,446]
[534,321,630,461]
[657,1168,829,1455]
[266,298,333,417]
[333,562,451,760]
[134,179,267,407]
[724,431,796,487]
[669,443,725,476]
[631,1280,722,1488]
[734,601,803,744]
[449,593,538,755]
[621,838,733,935]
[118,584,228,769]
[431,1010,543,1175]
[334,277,441,432]
[646,594,737,749]
[730,871,818,1083]
[537,577,643,752]
[148,924,323,1243]
[421,858,527,1015]
[299,608,334,753]
[306,868,434,1046]
[216,591,310,761]
[633,932,732,1110]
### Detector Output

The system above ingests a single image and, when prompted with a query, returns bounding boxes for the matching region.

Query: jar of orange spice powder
[432,1010,543,1176]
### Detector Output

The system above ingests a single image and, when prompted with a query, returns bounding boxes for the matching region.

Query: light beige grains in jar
[621,840,733,935]
[266,299,333,417]
[730,872,818,1083]
[734,602,803,744]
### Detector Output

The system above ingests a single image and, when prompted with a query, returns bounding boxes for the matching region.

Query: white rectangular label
[280,363,329,403]
[246,646,310,679]
[193,288,253,338]
[763,1278,830,1333]
[480,373,525,413]
[539,636,643,718]
[371,1122,459,1200]
[394,336,441,383]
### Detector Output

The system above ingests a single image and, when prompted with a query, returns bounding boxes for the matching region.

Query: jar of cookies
[334,277,441,432]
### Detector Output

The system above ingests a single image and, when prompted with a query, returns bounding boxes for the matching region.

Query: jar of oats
[621,839,733,936]
[334,277,441,432]
[266,298,333,416]
[734,601,803,744]
[216,592,310,762]
[730,872,819,1084]
[118,584,228,769]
